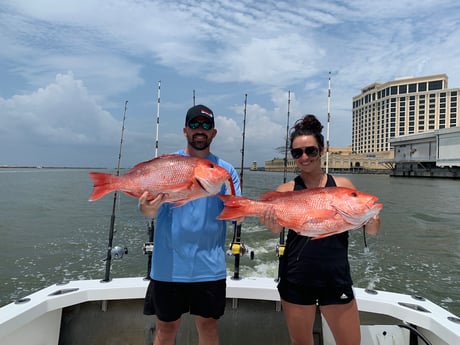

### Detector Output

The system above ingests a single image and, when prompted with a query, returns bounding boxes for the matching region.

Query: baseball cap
[185,104,215,127]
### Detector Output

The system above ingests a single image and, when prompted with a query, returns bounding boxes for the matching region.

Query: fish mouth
[365,196,382,210]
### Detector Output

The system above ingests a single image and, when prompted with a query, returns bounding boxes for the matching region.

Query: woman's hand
[364,215,380,235]
[139,191,167,218]
[260,205,283,234]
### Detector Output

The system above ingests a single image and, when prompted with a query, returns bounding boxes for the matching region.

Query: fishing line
[362,226,369,253]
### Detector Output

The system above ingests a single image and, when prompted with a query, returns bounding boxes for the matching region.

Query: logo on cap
[200,109,213,117]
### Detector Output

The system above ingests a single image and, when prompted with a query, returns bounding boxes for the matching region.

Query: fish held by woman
[217,187,382,239]
[88,154,233,206]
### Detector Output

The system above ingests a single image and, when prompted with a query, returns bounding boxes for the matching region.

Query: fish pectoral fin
[194,176,220,194]
[297,210,337,233]
[166,182,195,193]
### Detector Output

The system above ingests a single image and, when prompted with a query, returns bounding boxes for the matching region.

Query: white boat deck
[1,276,460,345]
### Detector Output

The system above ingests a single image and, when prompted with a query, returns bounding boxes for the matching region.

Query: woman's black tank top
[278,174,353,287]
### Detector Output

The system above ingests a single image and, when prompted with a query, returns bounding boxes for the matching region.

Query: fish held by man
[217,187,383,239]
[88,154,233,206]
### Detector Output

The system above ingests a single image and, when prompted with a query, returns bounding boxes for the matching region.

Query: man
[139,104,241,345]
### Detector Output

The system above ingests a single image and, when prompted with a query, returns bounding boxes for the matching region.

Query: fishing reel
[276,243,285,258]
[111,246,128,259]
[143,242,154,255]
[227,242,255,260]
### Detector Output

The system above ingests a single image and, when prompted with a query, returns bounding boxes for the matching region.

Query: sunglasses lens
[306,146,319,157]
[188,121,213,130]
[290,148,303,159]
[291,146,319,159]
[201,122,212,130]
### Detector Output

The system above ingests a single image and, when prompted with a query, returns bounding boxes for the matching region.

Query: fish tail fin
[217,195,251,220]
[88,172,118,201]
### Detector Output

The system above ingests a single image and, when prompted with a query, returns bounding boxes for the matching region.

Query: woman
[261,114,380,345]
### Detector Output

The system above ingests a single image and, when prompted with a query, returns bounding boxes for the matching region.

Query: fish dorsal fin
[127,154,183,172]
[127,157,158,172]
[260,191,283,201]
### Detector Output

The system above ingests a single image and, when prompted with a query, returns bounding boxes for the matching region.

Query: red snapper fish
[217,187,382,239]
[88,154,232,206]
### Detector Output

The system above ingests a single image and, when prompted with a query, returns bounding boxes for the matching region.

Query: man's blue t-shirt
[150,150,241,282]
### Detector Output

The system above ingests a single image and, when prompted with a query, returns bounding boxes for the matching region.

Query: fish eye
[351,192,358,197]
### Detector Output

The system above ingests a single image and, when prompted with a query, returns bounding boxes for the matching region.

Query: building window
[428,80,443,90]
[418,82,427,92]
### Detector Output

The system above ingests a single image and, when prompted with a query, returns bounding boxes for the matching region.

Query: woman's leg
[281,299,317,345]
[320,299,360,345]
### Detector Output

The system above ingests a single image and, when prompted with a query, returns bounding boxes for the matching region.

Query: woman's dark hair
[289,114,324,149]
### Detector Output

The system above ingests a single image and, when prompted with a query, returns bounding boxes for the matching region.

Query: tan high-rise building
[352,74,459,153]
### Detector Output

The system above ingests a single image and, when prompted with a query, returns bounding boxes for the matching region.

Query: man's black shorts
[144,279,226,322]
[277,279,355,306]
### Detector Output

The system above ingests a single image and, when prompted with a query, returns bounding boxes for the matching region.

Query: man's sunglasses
[290,146,320,159]
[188,121,213,130]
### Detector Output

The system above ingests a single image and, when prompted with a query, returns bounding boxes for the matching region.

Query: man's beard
[188,134,211,151]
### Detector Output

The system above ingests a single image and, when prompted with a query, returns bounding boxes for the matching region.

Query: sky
[1,0,460,169]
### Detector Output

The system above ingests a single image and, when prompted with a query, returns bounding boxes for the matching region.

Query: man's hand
[139,192,167,218]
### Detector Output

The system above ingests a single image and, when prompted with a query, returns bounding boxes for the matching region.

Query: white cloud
[0,72,122,165]
[1,0,460,167]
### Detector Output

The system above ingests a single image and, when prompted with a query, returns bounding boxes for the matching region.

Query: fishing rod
[325,73,368,252]
[102,100,128,282]
[155,80,161,157]
[230,94,248,280]
[326,71,331,174]
[144,81,161,279]
[275,91,291,282]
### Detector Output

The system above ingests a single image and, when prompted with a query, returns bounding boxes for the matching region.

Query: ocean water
[0,168,459,317]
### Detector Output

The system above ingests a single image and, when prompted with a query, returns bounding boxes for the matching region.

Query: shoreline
[0,166,107,170]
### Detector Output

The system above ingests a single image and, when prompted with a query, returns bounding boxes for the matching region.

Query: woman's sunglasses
[188,121,213,130]
[290,146,320,159]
